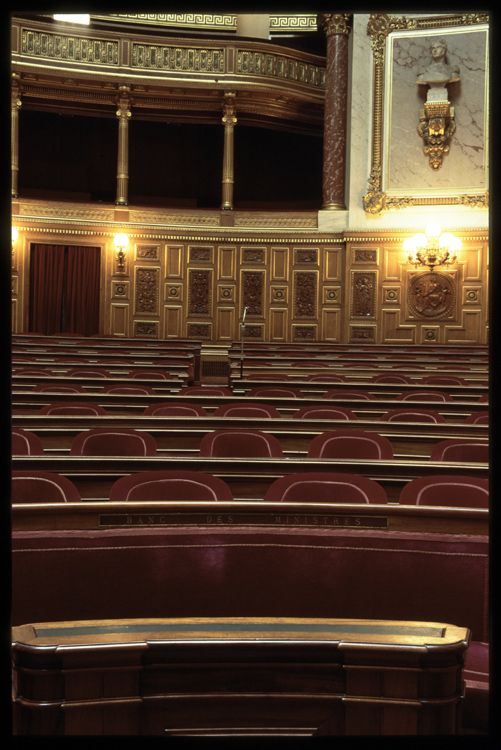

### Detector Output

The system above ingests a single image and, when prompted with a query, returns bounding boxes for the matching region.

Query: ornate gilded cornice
[90,14,319,34]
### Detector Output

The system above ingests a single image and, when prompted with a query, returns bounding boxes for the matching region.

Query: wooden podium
[12,617,469,736]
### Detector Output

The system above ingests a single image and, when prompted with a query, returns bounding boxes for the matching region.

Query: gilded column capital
[116,85,132,120]
[317,13,352,37]
[222,91,237,126]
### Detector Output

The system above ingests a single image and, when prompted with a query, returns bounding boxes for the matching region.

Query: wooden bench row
[11,454,488,503]
[12,415,488,458]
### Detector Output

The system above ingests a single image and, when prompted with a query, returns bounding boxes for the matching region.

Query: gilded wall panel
[321,308,342,341]
[216,307,235,341]
[292,324,317,341]
[218,285,235,303]
[188,269,212,317]
[164,306,183,338]
[445,310,483,343]
[350,271,377,319]
[112,280,129,299]
[271,286,288,304]
[421,327,440,344]
[135,244,160,262]
[323,286,341,305]
[294,247,318,265]
[243,324,264,341]
[166,245,184,277]
[293,271,317,319]
[134,321,159,338]
[218,246,236,279]
[406,271,457,321]
[460,245,484,281]
[381,309,416,343]
[189,245,214,263]
[271,247,289,281]
[241,270,265,317]
[12,299,18,333]
[134,267,160,316]
[270,308,288,341]
[382,246,404,282]
[323,248,341,281]
[111,303,129,337]
[165,283,183,302]
[349,325,376,343]
[187,322,212,340]
[241,246,266,265]
[351,247,379,265]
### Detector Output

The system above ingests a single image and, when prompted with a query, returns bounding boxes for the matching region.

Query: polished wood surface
[12,616,470,735]
[11,499,488,535]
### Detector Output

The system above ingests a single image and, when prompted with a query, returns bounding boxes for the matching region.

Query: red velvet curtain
[29,244,101,335]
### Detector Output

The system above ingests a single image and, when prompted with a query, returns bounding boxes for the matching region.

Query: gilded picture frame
[364,13,489,214]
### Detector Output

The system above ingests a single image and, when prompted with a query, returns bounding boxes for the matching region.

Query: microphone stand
[240,307,247,380]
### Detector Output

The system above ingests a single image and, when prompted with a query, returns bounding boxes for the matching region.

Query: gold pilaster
[221,92,237,211]
[116,85,131,206]
[11,73,22,199]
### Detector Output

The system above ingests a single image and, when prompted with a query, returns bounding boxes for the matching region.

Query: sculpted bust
[417,39,460,102]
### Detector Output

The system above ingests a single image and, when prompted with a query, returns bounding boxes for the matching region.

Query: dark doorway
[29,244,101,336]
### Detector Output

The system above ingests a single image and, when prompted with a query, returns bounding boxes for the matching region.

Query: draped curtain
[29,244,101,335]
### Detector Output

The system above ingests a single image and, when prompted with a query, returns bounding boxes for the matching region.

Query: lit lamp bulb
[12,226,18,247]
[113,233,129,271]
[404,225,460,271]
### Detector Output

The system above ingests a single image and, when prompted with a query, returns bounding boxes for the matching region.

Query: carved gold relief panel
[406,271,456,320]
[293,271,317,319]
[293,324,317,341]
[134,321,159,338]
[189,245,213,263]
[349,325,376,344]
[241,246,266,264]
[112,280,129,299]
[350,271,377,319]
[188,269,212,317]
[241,270,265,317]
[243,324,264,341]
[187,322,212,340]
[135,244,160,262]
[294,247,318,265]
[134,267,160,316]
[218,285,235,303]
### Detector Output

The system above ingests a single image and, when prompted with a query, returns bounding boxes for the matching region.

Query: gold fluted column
[318,13,352,210]
[11,73,22,199]
[116,85,131,206]
[221,92,237,210]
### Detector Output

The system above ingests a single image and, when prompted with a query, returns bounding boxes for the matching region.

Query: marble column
[116,85,131,206]
[11,73,22,199]
[221,92,237,210]
[318,14,351,210]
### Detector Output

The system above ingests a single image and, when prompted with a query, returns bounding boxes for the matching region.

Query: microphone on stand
[242,306,249,324]
[240,307,249,379]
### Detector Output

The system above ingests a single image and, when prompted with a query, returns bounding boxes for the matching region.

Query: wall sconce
[113,233,129,272]
[403,223,461,272]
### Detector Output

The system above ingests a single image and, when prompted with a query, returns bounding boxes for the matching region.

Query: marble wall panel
[385,26,488,192]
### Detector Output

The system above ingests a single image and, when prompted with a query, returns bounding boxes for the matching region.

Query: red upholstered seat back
[246,387,304,398]
[66,368,111,378]
[293,405,357,421]
[430,440,489,463]
[109,470,233,502]
[263,472,387,504]
[38,402,108,416]
[306,374,347,382]
[70,428,157,456]
[308,430,393,460]
[380,408,446,423]
[465,411,489,425]
[371,374,413,383]
[100,384,157,395]
[420,375,467,386]
[397,390,453,402]
[143,402,208,417]
[178,386,233,396]
[12,429,45,455]
[399,475,489,508]
[33,382,87,393]
[322,390,373,401]
[214,403,282,418]
[11,471,81,503]
[199,429,284,457]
